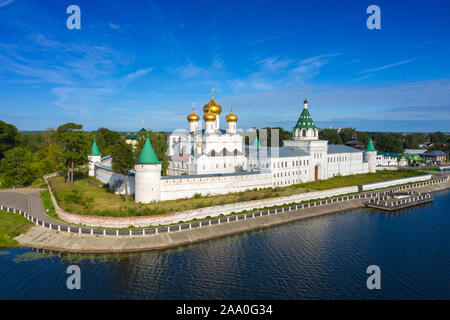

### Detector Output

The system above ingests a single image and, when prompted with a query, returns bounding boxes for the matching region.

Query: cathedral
[88,91,377,203]
[167,89,247,175]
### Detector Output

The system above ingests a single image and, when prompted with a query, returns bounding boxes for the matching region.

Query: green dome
[294,107,316,131]
[137,133,160,164]
[90,137,101,156]
[366,137,376,151]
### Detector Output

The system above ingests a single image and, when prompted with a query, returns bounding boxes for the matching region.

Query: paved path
[0,188,69,228]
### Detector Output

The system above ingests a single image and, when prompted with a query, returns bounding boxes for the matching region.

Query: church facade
[88,93,377,203]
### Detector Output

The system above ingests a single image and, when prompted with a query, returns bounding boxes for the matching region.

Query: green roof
[137,133,160,164]
[139,128,147,133]
[126,133,137,140]
[252,134,259,147]
[294,107,316,131]
[365,137,376,151]
[90,137,101,156]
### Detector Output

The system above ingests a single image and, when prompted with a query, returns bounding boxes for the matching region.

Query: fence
[1,175,448,237]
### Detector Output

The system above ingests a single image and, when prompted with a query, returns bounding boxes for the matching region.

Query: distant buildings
[404,149,426,155]
[376,149,448,167]
[422,150,448,165]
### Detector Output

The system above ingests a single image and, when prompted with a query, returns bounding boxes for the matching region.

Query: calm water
[1,190,449,300]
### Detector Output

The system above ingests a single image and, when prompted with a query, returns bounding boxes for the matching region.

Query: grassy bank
[48,169,425,218]
[40,189,59,221]
[0,210,33,248]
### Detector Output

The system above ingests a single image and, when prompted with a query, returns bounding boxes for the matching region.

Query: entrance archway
[314,165,319,180]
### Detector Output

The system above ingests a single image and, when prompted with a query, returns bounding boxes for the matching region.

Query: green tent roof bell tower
[90,137,101,156]
[137,133,161,164]
[294,97,317,131]
[366,136,376,152]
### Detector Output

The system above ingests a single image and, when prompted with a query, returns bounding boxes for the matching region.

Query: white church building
[88,93,377,203]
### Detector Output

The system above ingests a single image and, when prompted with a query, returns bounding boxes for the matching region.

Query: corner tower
[365,136,377,173]
[88,137,101,177]
[134,133,162,203]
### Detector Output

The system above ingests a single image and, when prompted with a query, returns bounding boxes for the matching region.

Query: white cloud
[108,23,120,30]
[361,59,415,73]
[0,0,15,8]
[256,56,292,72]
[125,67,154,81]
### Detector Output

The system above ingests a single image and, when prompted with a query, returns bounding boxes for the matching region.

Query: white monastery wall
[160,172,273,201]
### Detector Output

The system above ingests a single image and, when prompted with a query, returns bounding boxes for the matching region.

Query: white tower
[134,133,162,203]
[187,103,200,133]
[88,137,101,177]
[365,136,377,173]
[225,104,238,134]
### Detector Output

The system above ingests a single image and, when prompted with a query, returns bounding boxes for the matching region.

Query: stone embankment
[12,175,449,253]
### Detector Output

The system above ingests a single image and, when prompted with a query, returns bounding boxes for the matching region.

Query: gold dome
[187,103,199,122]
[203,88,222,115]
[203,110,216,122]
[225,105,238,122]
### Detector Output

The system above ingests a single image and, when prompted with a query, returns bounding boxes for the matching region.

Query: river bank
[14,177,450,253]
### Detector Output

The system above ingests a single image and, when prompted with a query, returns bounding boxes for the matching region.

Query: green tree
[319,129,343,144]
[404,133,426,149]
[356,131,370,146]
[373,133,403,153]
[56,123,90,184]
[338,128,357,143]
[0,120,19,160]
[0,147,34,187]
[94,127,122,155]
[429,132,446,145]
[46,144,65,171]
[111,140,135,202]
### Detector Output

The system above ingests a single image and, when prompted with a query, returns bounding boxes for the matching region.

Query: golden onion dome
[225,105,238,122]
[203,110,217,122]
[203,88,222,115]
[187,103,199,122]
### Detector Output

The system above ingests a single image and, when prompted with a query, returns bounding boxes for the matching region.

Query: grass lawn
[0,210,33,248]
[48,168,425,218]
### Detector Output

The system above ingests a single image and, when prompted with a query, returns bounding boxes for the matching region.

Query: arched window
[234,149,238,156]
[211,150,215,157]
[223,148,226,156]
[302,129,306,137]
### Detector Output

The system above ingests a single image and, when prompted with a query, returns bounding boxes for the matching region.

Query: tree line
[319,127,449,154]
[0,120,168,189]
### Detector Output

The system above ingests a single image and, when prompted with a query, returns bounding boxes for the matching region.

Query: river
[0,189,448,299]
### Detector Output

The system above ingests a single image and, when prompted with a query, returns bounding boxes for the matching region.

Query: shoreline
[14,179,450,254]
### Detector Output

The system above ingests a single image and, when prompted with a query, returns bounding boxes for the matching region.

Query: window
[211,150,215,157]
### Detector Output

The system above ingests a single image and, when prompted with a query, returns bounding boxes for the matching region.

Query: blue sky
[0,0,449,132]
